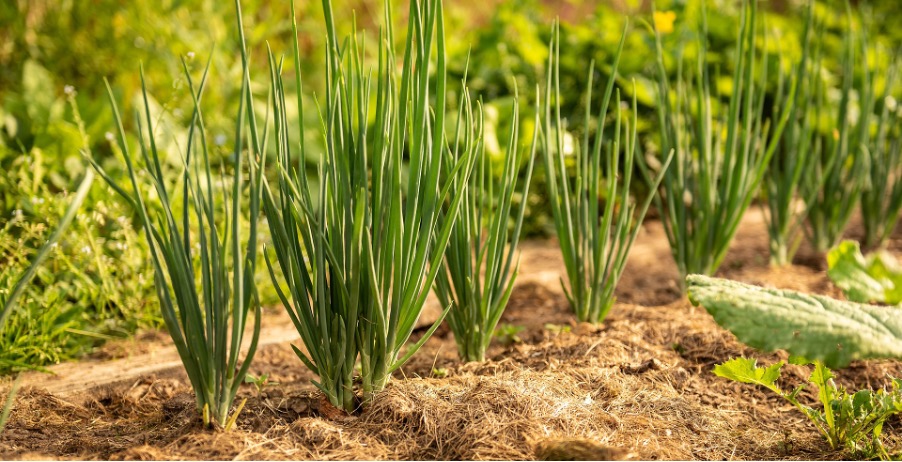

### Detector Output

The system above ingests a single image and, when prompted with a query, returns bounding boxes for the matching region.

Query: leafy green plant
[687,274,902,369]
[801,8,872,253]
[543,22,672,323]
[433,79,538,362]
[715,357,902,459]
[0,94,96,432]
[90,31,264,427]
[262,0,474,412]
[639,0,790,287]
[244,373,278,394]
[827,240,902,305]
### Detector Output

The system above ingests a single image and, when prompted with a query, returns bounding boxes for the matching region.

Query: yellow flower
[653,10,677,35]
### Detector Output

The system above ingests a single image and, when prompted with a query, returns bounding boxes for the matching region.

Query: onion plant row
[640,0,790,288]
[433,82,538,362]
[543,22,672,323]
[262,0,474,412]
[766,4,901,262]
[90,28,264,427]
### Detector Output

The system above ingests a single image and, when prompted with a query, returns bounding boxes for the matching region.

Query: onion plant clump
[433,82,538,362]
[262,0,475,412]
[859,54,902,248]
[640,0,790,287]
[90,45,264,428]
[763,2,817,266]
[543,22,672,323]
[801,9,872,252]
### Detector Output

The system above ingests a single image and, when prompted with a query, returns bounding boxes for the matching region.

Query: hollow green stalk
[763,2,818,266]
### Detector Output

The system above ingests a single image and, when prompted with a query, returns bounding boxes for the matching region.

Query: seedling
[244,373,279,394]
[493,323,525,346]
[715,357,902,459]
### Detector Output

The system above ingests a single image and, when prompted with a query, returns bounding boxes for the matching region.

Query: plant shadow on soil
[2,209,902,460]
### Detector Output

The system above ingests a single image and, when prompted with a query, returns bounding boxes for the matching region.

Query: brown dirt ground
[2,207,902,460]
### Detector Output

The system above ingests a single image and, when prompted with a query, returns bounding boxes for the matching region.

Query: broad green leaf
[687,275,902,369]
[713,357,784,390]
[827,240,902,305]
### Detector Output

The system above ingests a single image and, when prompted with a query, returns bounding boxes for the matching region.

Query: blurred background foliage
[0,0,899,371]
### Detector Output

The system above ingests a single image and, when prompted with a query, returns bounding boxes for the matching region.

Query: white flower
[81,245,92,255]
[64,85,75,96]
[30,197,45,205]
[12,209,22,219]
[105,132,116,142]
[214,134,227,146]
[187,51,196,60]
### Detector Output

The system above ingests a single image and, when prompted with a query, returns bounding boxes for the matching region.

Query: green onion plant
[860,53,902,248]
[801,9,871,252]
[433,82,538,362]
[262,0,475,412]
[89,31,264,427]
[763,2,819,266]
[543,22,672,323]
[639,0,790,288]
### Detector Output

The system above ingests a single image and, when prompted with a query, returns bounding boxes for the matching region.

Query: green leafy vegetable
[687,274,902,369]
[827,240,902,305]
[714,357,902,458]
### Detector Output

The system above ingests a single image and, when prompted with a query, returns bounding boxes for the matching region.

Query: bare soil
[2,208,902,460]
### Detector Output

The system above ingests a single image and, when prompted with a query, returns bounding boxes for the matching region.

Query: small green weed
[715,357,902,459]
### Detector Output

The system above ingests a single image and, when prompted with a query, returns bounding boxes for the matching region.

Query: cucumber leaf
[687,275,902,369]
[827,240,902,305]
